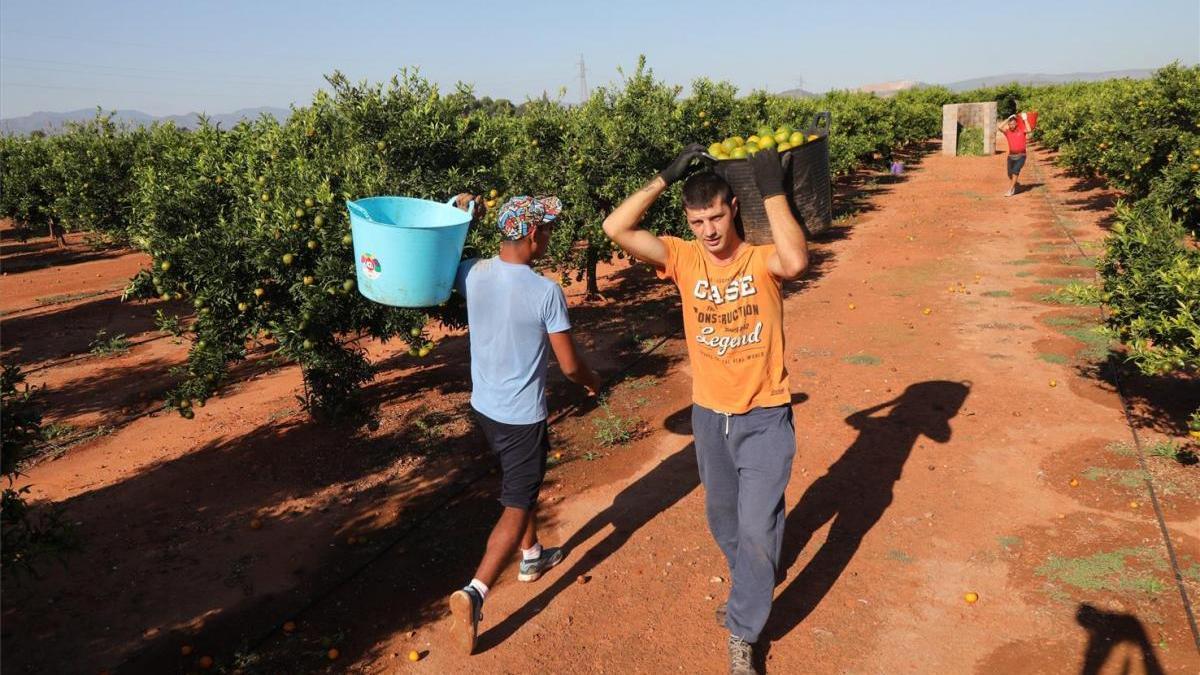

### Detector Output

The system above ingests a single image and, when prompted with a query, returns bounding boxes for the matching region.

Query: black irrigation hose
[1030,152,1200,653]
[201,323,685,666]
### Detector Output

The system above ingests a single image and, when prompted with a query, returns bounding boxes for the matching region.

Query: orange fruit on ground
[408,650,421,662]
[181,645,193,656]
[328,648,340,660]
[1069,478,1079,487]
[922,307,932,315]
[554,452,563,460]
[282,621,296,633]
[1129,501,1139,509]
[1049,379,1057,387]
[964,592,979,604]
[199,655,214,669]
[848,303,856,310]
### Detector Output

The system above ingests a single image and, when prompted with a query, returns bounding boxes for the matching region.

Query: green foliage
[956,127,985,156]
[88,330,132,356]
[0,59,964,420]
[1100,201,1200,376]
[1026,62,1200,232]
[1,365,77,579]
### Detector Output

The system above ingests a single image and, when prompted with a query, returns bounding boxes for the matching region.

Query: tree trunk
[585,245,600,298]
[48,219,66,249]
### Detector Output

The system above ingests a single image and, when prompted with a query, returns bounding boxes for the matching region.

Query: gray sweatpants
[693,403,796,643]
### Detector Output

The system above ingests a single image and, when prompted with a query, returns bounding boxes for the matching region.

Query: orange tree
[0,134,61,241]
[1024,63,1200,431]
[10,61,976,421]
[50,113,146,243]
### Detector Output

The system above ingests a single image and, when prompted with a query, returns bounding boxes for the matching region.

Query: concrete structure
[942,102,997,156]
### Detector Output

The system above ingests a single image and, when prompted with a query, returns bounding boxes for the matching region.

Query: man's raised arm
[602,143,707,269]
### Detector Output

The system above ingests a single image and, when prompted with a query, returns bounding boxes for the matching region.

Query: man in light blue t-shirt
[447,194,600,655]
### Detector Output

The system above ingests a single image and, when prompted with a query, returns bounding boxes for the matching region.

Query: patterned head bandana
[497,195,562,240]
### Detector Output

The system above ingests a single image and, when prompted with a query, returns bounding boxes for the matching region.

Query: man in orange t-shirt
[602,144,808,675]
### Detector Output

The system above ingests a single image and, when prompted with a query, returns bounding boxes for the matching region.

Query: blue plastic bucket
[346,196,473,307]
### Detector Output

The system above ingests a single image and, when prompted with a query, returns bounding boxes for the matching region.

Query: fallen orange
[408,650,421,662]
[964,592,979,604]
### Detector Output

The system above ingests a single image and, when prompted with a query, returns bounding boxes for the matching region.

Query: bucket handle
[811,111,831,131]
[346,200,372,222]
[446,195,475,218]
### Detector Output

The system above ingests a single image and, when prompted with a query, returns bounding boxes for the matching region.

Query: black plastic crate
[710,112,833,244]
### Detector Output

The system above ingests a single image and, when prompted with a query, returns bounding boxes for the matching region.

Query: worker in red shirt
[997,115,1029,196]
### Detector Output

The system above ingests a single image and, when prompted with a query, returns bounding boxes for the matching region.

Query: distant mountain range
[0,106,291,136]
[782,68,1156,99]
[942,68,1155,91]
[0,69,1162,134]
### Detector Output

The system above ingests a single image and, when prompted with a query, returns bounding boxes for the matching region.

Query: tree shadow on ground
[2,294,180,366]
[474,442,701,653]
[32,354,179,424]
[1,401,497,674]
[1085,355,1200,438]
[761,380,971,666]
[1075,603,1165,675]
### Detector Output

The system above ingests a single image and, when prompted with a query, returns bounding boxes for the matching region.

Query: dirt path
[3,147,1197,674]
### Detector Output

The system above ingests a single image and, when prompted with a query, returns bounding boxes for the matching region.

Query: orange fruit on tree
[199,655,214,669]
[283,620,296,633]
[328,648,340,660]
[181,645,193,656]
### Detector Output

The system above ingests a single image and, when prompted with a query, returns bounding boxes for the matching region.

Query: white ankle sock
[522,542,543,561]
[468,578,489,600]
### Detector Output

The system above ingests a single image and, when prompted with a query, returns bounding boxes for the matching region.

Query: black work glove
[748,147,786,199]
[659,143,707,185]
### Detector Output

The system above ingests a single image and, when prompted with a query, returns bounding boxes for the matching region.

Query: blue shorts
[474,409,549,510]
[1007,153,1027,176]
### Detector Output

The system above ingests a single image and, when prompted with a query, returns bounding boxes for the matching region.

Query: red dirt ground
[1,144,1196,675]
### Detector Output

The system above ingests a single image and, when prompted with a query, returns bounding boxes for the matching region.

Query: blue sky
[1,0,1197,117]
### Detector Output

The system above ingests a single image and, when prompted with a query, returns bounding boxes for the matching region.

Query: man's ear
[729,196,739,218]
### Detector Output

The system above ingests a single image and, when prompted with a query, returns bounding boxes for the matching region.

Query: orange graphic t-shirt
[657,236,790,414]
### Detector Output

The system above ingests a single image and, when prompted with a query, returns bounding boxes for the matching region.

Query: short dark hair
[681,171,734,210]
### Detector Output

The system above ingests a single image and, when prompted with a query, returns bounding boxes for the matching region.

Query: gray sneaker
[449,586,482,654]
[728,634,758,675]
[517,547,564,582]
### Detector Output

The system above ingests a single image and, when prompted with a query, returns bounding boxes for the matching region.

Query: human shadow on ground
[761,380,970,658]
[475,442,701,653]
[1075,603,1165,675]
